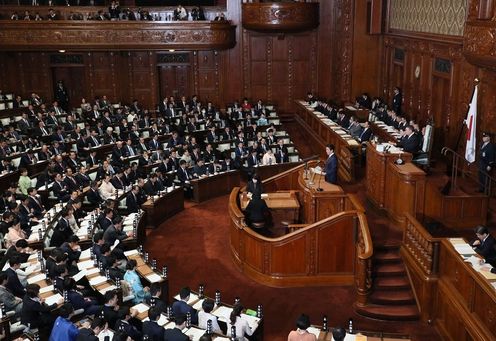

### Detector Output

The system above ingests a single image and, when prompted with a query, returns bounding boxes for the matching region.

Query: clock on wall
[415,65,421,79]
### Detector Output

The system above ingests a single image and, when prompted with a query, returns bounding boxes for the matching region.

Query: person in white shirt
[198,298,222,334]
[261,149,277,166]
[227,304,253,341]
[99,173,117,200]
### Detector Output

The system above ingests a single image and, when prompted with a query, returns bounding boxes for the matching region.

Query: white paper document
[307,326,321,338]
[99,285,117,295]
[27,273,46,284]
[174,293,198,305]
[454,244,477,255]
[39,285,54,294]
[184,327,207,341]
[45,293,63,306]
[146,273,162,283]
[124,249,139,257]
[73,269,87,282]
[212,305,233,323]
[241,314,260,331]
[77,259,95,270]
[89,276,107,286]
[132,303,150,314]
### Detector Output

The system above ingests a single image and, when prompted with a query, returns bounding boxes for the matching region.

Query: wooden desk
[240,191,300,228]
[141,187,184,230]
[190,170,240,203]
[253,162,302,181]
[366,142,412,208]
[295,100,359,182]
[435,239,496,340]
[384,162,425,229]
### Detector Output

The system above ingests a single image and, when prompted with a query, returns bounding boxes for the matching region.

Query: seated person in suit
[114,306,142,341]
[0,270,23,316]
[287,314,317,341]
[0,238,30,271]
[324,144,338,184]
[50,208,74,247]
[193,158,208,177]
[470,225,496,263]
[391,125,420,154]
[172,287,198,325]
[246,175,263,197]
[87,181,103,206]
[198,298,222,334]
[244,193,269,228]
[177,160,193,184]
[358,121,373,143]
[21,283,61,333]
[103,216,131,246]
[144,173,163,196]
[163,313,189,341]
[126,185,143,213]
[98,290,134,330]
[52,172,70,202]
[332,327,347,341]
[6,256,26,298]
[76,317,106,341]
[145,283,166,314]
[63,277,99,315]
[275,140,289,164]
[107,255,125,281]
[142,306,164,341]
[99,173,117,201]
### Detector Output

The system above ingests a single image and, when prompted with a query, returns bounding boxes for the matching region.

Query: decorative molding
[242,2,319,32]
[0,22,236,51]
[388,0,466,36]
[157,53,190,64]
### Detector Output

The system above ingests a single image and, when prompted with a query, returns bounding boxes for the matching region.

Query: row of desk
[295,100,359,182]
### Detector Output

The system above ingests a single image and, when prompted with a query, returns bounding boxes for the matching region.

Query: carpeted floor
[144,121,440,340]
[145,196,439,341]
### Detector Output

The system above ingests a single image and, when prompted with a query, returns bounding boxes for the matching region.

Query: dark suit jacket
[142,320,164,341]
[126,192,141,213]
[6,267,26,298]
[172,300,198,325]
[177,167,192,183]
[21,296,56,329]
[275,147,289,163]
[162,327,189,341]
[472,235,496,261]
[398,133,420,154]
[245,198,269,224]
[325,154,338,184]
[246,180,263,197]
[359,128,373,143]
[76,328,98,341]
[87,188,103,205]
[103,225,127,245]
[479,142,495,169]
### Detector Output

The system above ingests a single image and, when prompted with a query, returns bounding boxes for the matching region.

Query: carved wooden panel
[242,2,319,32]
[0,21,236,51]
[316,216,355,273]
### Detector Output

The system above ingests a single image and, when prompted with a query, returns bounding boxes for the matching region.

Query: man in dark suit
[145,283,167,314]
[6,256,26,298]
[172,287,198,325]
[27,187,45,218]
[162,314,189,341]
[395,125,420,154]
[177,160,192,184]
[50,209,73,247]
[325,144,338,184]
[52,173,70,201]
[76,317,105,341]
[470,225,496,263]
[392,86,402,115]
[144,174,163,195]
[87,181,103,206]
[358,121,373,143]
[86,150,99,168]
[142,307,164,341]
[478,132,495,192]
[275,140,289,163]
[126,185,142,213]
[103,216,131,246]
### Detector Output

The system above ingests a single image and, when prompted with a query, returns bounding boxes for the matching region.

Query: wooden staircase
[356,245,420,321]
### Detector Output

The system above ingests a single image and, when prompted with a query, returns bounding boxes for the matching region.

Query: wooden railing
[400,213,441,322]
[354,202,373,307]
[403,213,441,276]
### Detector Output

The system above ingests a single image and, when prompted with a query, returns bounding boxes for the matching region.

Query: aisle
[145,195,439,341]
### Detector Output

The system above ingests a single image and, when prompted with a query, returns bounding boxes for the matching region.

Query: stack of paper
[40,285,54,294]
[192,299,205,311]
[124,249,139,257]
[307,326,321,338]
[157,314,171,327]
[79,248,91,260]
[184,327,207,341]
[86,267,100,276]
[99,285,117,295]
[77,259,95,270]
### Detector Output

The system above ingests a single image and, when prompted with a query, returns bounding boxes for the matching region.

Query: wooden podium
[366,142,412,208]
[384,162,426,229]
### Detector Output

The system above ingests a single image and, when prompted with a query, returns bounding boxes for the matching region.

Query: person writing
[244,193,270,230]
[287,314,317,341]
[324,144,337,184]
[246,174,263,197]
[470,225,496,270]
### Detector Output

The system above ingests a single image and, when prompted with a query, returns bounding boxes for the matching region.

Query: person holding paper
[21,283,61,333]
[287,314,317,341]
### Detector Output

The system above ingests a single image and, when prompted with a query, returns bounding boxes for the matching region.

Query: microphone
[302,154,319,180]
[315,160,324,192]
